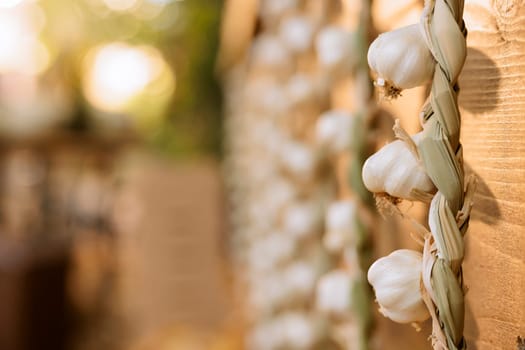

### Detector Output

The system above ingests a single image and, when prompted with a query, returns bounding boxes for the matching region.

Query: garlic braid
[418,0,473,349]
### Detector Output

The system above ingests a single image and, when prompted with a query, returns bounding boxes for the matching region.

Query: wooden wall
[370,1,525,349]
[461,1,525,349]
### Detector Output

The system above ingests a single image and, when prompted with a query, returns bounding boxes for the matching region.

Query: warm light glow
[0,4,50,75]
[83,42,174,113]
[102,0,139,12]
[0,0,24,8]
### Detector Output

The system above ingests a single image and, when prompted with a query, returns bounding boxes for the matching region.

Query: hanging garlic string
[313,1,378,349]
[417,1,474,349]
[363,0,474,349]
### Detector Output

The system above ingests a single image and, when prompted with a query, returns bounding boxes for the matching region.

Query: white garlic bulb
[284,261,318,298]
[367,24,435,96]
[259,0,299,21]
[245,78,290,114]
[248,273,289,312]
[316,269,353,316]
[247,232,296,272]
[367,249,430,323]
[250,35,293,75]
[361,132,435,201]
[315,110,354,153]
[286,73,317,107]
[279,16,315,54]
[323,200,357,253]
[283,201,322,239]
[279,312,326,349]
[248,320,285,350]
[279,141,319,180]
[315,26,354,70]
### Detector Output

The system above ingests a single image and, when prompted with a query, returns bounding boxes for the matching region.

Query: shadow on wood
[460,48,501,114]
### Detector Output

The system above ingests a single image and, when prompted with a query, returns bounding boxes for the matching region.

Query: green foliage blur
[38,0,224,157]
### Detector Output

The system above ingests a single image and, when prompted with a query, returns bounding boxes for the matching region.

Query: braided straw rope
[417,0,476,349]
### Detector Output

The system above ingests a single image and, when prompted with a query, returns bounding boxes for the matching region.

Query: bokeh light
[0,0,24,8]
[102,0,138,12]
[83,42,175,114]
[0,3,51,75]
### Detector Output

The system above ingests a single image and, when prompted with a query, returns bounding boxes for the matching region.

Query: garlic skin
[283,201,322,239]
[361,132,435,201]
[315,26,354,70]
[367,249,430,323]
[247,232,296,272]
[248,320,285,350]
[367,24,435,93]
[315,110,354,153]
[279,312,326,349]
[323,200,357,253]
[286,73,317,107]
[284,261,318,298]
[279,16,315,54]
[316,269,353,316]
[279,141,319,181]
[250,35,292,76]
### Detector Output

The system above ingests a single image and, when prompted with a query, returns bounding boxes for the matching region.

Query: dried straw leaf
[432,259,465,350]
[429,193,464,273]
[430,68,461,151]
[429,0,466,84]
[418,118,464,213]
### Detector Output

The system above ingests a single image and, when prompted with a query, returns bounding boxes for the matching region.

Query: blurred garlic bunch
[367,249,430,323]
[315,110,355,154]
[247,232,296,272]
[283,261,319,298]
[323,200,357,253]
[279,16,315,54]
[278,140,319,181]
[223,1,364,347]
[286,73,324,108]
[283,200,323,240]
[259,0,299,27]
[248,312,327,350]
[362,132,435,201]
[367,24,435,97]
[315,26,355,71]
[279,312,327,349]
[316,269,354,317]
[250,35,293,76]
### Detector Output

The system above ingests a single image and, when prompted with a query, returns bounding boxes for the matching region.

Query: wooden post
[460,1,525,349]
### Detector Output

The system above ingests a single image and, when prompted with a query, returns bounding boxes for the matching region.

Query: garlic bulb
[248,273,289,312]
[283,201,322,239]
[279,16,315,54]
[315,110,354,153]
[367,24,435,96]
[250,35,293,75]
[247,232,296,272]
[284,261,318,298]
[367,249,430,323]
[315,26,354,70]
[286,73,317,107]
[361,132,435,201]
[259,0,299,22]
[316,269,353,316]
[279,141,319,180]
[279,312,326,349]
[248,320,285,350]
[245,78,290,114]
[323,200,357,253]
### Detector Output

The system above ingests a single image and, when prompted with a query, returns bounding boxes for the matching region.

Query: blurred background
[0,0,464,349]
[0,0,234,349]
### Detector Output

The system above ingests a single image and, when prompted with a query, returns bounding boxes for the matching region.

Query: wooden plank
[460,1,525,349]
